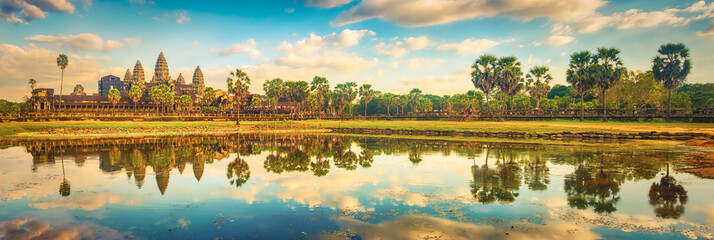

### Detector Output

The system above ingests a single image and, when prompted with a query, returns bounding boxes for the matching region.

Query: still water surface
[0,134,712,239]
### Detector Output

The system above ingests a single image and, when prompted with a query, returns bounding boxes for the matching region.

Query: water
[0,134,712,239]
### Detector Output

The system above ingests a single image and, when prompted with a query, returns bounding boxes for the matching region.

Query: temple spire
[176,73,185,85]
[132,60,145,90]
[192,66,205,94]
[152,52,171,84]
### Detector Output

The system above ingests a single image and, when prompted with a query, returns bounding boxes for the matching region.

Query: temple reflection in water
[4,134,688,219]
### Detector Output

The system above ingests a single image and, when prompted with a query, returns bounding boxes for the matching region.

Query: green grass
[1,119,711,138]
[294,119,714,134]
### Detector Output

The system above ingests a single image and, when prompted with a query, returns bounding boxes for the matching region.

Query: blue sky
[1,0,713,101]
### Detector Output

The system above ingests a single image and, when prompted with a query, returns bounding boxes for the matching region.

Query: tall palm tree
[359,84,375,116]
[227,69,251,125]
[129,86,142,112]
[566,51,596,122]
[310,76,330,114]
[471,54,498,120]
[524,66,552,109]
[652,43,692,122]
[56,54,68,112]
[593,47,626,122]
[408,88,422,113]
[496,56,523,119]
[28,78,37,91]
[108,88,121,114]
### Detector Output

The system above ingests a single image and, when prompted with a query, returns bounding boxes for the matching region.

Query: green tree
[359,84,375,116]
[471,54,498,120]
[178,95,193,112]
[310,76,330,113]
[593,47,626,122]
[525,66,552,109]
[202,87,216,105]
[333,82,357,115]
[28,78,37,91]
[129,86,142,112]
[108,88,121,113]
[652,43,692,122]
[408,88,422,112]
[149,85,171,113]
[285,81,310,113]
[567,51,596,122]
[263,78,285,100]
[496,56,523,117]
[383,93,397,115]
[56,54,68,112]
[227,69,251,125]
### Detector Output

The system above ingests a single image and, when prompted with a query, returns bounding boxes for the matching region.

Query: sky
[1,0,714,101]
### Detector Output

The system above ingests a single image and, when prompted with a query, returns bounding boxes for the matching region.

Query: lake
[0,134,712,239]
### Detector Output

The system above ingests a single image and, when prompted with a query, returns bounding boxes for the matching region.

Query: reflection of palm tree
[359,149,373,168]
[471,144,498,204]
[227,156,251,188]
[524,150,549,191]
[59,154,70,197]
[564,153,621,214]
[649,163,688,219]
[408,147,422,166]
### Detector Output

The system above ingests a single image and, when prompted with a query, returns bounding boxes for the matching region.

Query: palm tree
[408,88,422,113]
[28,78,37,91]
[310,76,330,114]
[525,66,552,109]
[56,54,68,112]
[383,93,396,115]
[359,84,375,116]
[566,51,596,122]
[652,43,692,122]
[129,86,142,112]
[593,47,626,122]
[471,54,498,120]
[108,88,121,114]
[226,69,251,125]
[496,56,523,119]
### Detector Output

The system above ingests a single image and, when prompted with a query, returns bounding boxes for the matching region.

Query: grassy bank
[0,121,320,138]
[297,119,714,135]
[1,119,712,139]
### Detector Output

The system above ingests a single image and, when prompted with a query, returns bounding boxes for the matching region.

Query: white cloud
[401,57,444,70]
[192,41,200,46]
[332,0,605,27]
[324,29,376,48]
[534,35,575,46]
[277,50,378,74]
[403,36,430,50]
[697,21,714,37]
[0,43,122,101]
[576,8,687,33]
[175,10,190,24]
[25,33,141,52]
[284,8,295,13]
[375,42,407,58]
[210,39,261,58]
[436,39,500,55]
[0,0,77,23]
[305,0,354,8]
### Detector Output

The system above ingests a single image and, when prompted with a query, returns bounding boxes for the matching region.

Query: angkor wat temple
[27,52,241,114]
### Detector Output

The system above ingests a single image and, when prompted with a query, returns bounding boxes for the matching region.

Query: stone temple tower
[176,73,185,85]
[152,52,171,84]
[123,69,133,92]
[132,60,145,90]
[192,66,205,94]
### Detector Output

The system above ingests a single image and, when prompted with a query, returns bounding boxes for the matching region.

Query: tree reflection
[59,154,70,197]
[564,152,621,214]
[470,144,521,204]
[649,163,688,219]
[227,156,251,188]
[523,148,549,191]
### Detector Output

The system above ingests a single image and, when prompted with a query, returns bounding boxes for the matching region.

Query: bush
[539,99,557,110]
[201,106,218,113]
